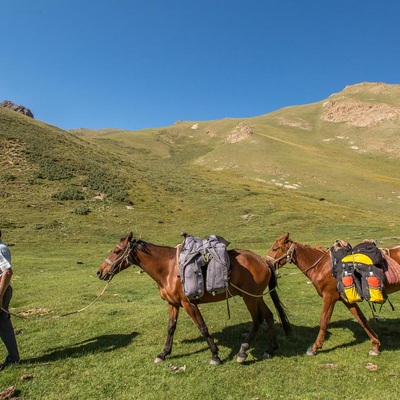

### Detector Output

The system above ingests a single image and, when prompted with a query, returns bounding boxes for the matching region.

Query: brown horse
[267,233,400,356]
[97,232,291,365]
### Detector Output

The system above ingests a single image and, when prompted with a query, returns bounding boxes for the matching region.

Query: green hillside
[2,83,400,400]
[1,82,400,250]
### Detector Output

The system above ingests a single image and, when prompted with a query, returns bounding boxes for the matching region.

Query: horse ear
[284,233,290,243]
[128,232,134,241]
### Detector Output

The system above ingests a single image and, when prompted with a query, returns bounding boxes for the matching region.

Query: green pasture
[1,242,400,400]
[1,83,400,398]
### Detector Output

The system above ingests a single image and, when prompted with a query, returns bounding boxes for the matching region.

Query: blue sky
[1,1,399,131]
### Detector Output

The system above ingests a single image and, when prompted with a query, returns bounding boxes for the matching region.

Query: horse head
[97,232,136,281]
[267,233,294,268]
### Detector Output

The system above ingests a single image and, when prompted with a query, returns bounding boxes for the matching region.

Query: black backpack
[330,240,352,278]
[331,239,386,304]
[351,241,383,267]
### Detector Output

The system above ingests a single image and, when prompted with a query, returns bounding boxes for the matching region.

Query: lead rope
[0,279,112,321]
[228,281,276,298]
[175,243,182,276]
[225,287,231,319]
[1,242,133,321]
[228,259,278,299]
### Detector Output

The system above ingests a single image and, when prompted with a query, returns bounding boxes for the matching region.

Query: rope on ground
[0,280,112,321]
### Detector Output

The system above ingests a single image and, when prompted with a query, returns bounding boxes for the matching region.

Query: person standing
[0,229,20,370]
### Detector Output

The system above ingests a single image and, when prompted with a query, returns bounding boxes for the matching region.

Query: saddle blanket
[382,252,400,285]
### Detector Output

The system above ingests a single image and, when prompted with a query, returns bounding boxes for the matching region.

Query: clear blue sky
[1,1,399,131]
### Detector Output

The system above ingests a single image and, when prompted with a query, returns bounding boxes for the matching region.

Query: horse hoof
[263,352,273,360]
[369,349,380,356]
[154,357,164,364]
[210,358,221,366]
[236,355,247,363]
[306,347,317,356]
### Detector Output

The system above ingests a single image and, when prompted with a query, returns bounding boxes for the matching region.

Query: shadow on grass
[21,332,139,365]
[22,318,400,366]
[173,316,400,362]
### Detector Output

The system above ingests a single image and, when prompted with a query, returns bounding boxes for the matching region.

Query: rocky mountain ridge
[0,100,34,118]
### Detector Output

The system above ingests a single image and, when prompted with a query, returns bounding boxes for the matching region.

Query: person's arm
[0,269,12,310]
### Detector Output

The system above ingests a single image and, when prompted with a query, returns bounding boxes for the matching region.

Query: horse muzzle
[97,269,112,281]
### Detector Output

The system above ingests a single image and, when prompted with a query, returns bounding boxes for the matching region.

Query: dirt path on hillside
[255,131,319,153]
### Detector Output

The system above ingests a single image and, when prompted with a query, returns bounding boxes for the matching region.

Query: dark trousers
[0,286,20,363]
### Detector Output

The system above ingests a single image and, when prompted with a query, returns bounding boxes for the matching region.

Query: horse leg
[182,302,221,365]
[237,298,267,363]
[259,299,279,359]
[307,296,336,356]
[154,304,180,363]
[344,302,380,356]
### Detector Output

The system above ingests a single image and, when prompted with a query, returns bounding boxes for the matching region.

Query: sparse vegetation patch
[51,187,85,201]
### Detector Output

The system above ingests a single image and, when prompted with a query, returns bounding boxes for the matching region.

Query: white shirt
[0,240,12,277]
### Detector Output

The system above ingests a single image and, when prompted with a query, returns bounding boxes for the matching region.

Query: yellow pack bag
[357,265,387,304]
[338,270,362,303]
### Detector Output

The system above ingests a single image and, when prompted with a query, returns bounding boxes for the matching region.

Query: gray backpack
[203,235,230,296]
[179,233,230,299]
[179,234,205,299]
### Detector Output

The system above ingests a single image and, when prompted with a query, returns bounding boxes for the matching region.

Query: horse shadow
[176,317,400,362]
[20,318,400,365]
[21,332,138,366]
[294,317,400,354]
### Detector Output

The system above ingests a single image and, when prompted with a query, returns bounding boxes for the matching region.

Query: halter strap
[104,241,134,276]
[268,242,329,276]
[175,243,182,277]
[288,242,331,276]
[267,243,295,270]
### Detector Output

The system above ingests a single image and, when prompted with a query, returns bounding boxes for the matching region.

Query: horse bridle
[266,242,296,270]
[104,240,135,277]
[267,242,329,275]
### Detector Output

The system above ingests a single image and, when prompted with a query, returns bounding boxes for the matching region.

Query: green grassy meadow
[4,250,400,400]
[1,82,400,399]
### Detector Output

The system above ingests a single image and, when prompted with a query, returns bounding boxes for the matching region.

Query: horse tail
[267,263,292,337]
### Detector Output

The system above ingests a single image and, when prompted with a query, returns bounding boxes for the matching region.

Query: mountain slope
[85,82,400,224]
[2,82,400,248]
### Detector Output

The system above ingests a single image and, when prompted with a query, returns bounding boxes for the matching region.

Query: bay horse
[97,232,291,365]
[267,233,400,356]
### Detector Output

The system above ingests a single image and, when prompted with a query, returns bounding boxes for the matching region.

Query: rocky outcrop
[322,99,400,127]
[0,100,34,118]
[225,122,253,143]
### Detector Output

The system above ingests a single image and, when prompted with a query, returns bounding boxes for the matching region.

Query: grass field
[1,82,400,399]
[2,244,400,400]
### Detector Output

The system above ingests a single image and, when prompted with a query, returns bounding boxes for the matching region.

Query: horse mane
[315,246,329,253]
[133,239,174,254]
[134,239,151,254]
[296,241,328,254]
